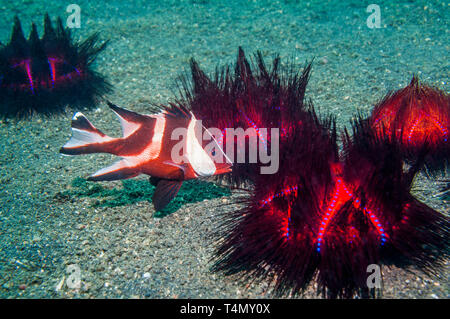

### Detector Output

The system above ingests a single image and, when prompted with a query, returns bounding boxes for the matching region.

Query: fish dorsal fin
[152,179,183,211]
[161,103,192,119]
[107,101,144,138]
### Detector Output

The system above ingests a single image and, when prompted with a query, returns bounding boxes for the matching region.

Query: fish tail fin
[60,112,114,155]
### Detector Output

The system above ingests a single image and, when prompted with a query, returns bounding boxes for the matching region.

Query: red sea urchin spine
[316,177,353,253]
[260,185,298,239]
[260,185,298,208]
[315,163,389,253]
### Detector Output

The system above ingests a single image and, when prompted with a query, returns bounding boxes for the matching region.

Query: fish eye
[211,150,216,156]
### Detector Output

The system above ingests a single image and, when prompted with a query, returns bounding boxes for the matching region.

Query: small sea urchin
[0,14,111,119]
[370,76,449,169]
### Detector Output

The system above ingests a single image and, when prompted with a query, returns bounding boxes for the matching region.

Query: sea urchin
[0,14,111,119]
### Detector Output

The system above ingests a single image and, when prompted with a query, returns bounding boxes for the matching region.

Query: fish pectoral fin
[163,160,188,171]
[152,179,183,211]
[162,160,192,179]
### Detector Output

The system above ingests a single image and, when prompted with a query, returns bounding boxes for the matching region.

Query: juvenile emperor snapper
[60,102,232,210]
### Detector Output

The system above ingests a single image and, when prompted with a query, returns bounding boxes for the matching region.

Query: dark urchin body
[0,14,111,119]
[342,117,449,276]
[212,112,449,298]
[212,109,340,297]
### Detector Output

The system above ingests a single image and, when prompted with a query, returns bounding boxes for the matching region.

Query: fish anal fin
[152,179,183,211]
[88,159,137,181]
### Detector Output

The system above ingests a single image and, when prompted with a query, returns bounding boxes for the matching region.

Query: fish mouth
[214,161,233,175]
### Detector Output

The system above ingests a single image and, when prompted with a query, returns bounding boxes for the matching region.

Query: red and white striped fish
[60,102,232,211]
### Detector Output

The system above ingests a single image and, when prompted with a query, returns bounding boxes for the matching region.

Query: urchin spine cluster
[0,14,111,119]
[179,47,449,298]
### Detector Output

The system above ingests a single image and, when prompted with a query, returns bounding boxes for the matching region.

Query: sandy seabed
[0,0,448,298]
